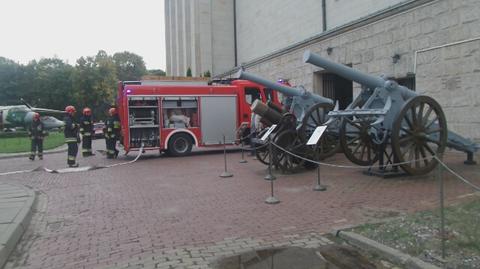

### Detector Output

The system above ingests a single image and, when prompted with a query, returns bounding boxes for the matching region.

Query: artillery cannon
[303,50,478,175]
[235,70,340,172]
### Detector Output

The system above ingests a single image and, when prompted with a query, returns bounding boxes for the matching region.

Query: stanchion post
[264,141,276,181]
[220,134,233,178]
[437,155,446,259]
[265,141,279,204]
[252,131,258,160]
[239,139,247,163]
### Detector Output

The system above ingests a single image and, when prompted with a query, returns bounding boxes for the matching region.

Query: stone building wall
[244,0,480,141]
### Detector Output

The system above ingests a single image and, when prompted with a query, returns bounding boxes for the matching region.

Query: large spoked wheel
[255,128,271,165]
[391,96,447,175]
[340,117,378,166]
[273,129,305,173]
[299,103,340,159]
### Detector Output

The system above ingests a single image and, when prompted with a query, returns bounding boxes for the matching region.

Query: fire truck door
[200,96,237,145]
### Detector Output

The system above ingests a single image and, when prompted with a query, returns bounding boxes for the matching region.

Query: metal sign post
[308,126,328,191]
[220,134,233,178]
[264,140,276,181]
[263,125,278,181]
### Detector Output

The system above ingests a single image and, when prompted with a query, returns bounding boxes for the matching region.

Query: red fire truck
[116,79,280,156]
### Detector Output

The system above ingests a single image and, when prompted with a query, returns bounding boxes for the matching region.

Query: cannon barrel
[303,50,417,100]
[235,70,333,105]
[251,99,283,124]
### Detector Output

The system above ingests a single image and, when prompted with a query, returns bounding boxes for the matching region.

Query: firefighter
[64,105,80,167]
[28,113,46,160]
[80,107,94,157]
[104,107,120,159]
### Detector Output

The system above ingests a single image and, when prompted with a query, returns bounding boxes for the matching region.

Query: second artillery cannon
[235,70,341,173]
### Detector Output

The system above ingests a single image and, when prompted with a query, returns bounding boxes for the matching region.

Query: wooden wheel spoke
[418,145,429,166]
[425,127,442,134]
[345,118,362,130]
[316,109,322,124]
[399,136,414,144]
[423,143,436,155]
[310,114,320,126]
[347,136,361,145]
[403,113,414,129]
[360,144,366,160]
[425,115,438,129]
[401,127,414,135]
[410,107,417,126]
[352,143,362,155]
[425,137,441,145]
[417,102,425,124]
[422,106,433,126]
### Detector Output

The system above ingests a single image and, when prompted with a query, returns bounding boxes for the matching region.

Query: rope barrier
[269,141,434,169]
[258,140,480,192]
[434,156,480,192]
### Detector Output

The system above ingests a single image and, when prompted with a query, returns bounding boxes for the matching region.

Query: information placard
[306,126,327,145]
[261,124,277,141]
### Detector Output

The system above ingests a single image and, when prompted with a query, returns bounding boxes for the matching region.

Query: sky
[0,0,166,70]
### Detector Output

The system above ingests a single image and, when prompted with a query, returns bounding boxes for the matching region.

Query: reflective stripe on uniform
[84,121,90,125]
[80,128,84,132]
[81,149,92,153]
[83,133,91,136]
[107,150,115,154]
[68,156,76,161]
[107,128,112,132]
[113,121,120,128]
[65,138,77,143]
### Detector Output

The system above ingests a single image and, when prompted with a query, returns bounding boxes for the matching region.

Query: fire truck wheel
[168,133,193,157]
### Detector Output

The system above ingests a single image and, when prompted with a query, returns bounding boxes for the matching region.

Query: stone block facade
[243,0,480,141]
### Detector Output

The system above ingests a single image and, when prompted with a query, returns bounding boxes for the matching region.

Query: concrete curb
[0,145,67,160]
[0,184,36,268]
[336,230,440,269]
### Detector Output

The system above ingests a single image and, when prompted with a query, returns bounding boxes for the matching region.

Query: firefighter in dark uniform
[28,113,46,160]
[80,107,94,157]
[64,105,80,167]
[104,107,120,159]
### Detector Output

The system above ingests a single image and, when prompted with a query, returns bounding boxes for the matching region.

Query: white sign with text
[306,126,327,145]
[261,124,277,141]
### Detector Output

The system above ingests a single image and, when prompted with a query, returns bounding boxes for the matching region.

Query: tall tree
[72,50,118,119]
[112,51,147,81]
[28,58,74,110]
[0,57,22,105]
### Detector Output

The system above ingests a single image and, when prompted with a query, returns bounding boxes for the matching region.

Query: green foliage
[72,51,117,119]
[186,67,192,77]
[147,69,166,76]
[0,50,150,121]
[112,51,147,81]
[203,70,211,77]
[0,131,64,153]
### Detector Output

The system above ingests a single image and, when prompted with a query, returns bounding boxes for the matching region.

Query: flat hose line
[0,146,144,176]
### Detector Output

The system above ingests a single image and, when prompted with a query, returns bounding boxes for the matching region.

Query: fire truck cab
[117,79,280,156]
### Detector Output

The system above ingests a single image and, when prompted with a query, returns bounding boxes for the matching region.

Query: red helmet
[108,107,117,115]
[83,107,92,116]
[33,113,40,120]
[65,105,76,114]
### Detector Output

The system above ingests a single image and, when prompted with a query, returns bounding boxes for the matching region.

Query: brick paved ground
[0,140,478,268]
